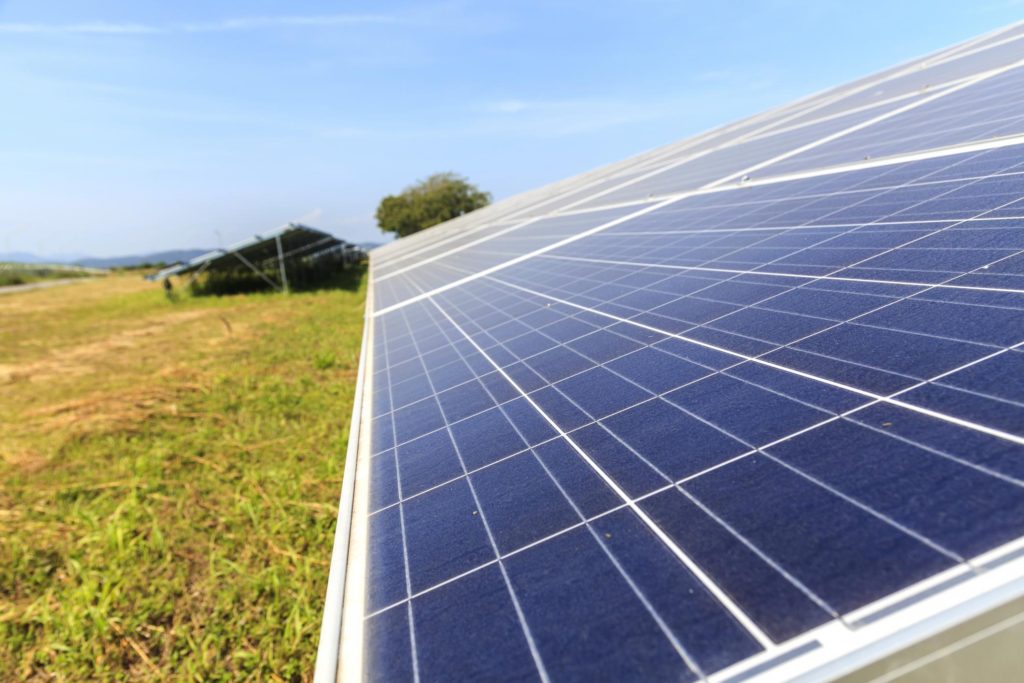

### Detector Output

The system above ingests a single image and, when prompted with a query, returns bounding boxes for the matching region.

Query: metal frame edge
[313,264,374,683]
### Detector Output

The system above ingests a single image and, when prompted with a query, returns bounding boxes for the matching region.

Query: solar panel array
[326,22,1024,682]
[152,222,354,281]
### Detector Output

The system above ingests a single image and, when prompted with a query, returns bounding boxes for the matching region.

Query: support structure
[231,249,284,292]
[184,260,212,289]
[147,223,363,293]
[275,234,290,293]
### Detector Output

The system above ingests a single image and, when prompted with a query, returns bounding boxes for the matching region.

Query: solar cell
[771,28,1024,130]
[567,91,958,209]
[318,23,1024,683]
[761,65,1024,176]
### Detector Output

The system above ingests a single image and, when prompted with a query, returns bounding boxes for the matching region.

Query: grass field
[0,270,365,681]
[0,264,101,288]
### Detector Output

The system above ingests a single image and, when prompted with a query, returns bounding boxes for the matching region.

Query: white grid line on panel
[376,219,1024,485]
[530,139,1024,219]
[428,296,779,650]
[373,130,1024,317]
[486,249,1024,403]
[539,254,1024,296]
[441,283,850,623]
[415,301,711,679]
[352,24,1024,683]
[373,97,823,275]
[458,279,999,567]
[374,51,1024,285]
[448,278,995,583]
[363,314,1024,638]
[467,146,1024,428]
[377,318,422,683]
[737,21,1024,140]
[488,275,1024,447]
[506,260,1024,411]
[371,20,1024,274]
[364,508,623,621]
[392,305,553,683]
[537,61,1024,218]
[373,196,683,313]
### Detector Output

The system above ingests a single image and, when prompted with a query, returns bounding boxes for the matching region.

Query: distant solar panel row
[321,22,1024,683]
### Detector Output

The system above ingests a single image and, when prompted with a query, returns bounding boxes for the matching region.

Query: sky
[1,1,1022,258]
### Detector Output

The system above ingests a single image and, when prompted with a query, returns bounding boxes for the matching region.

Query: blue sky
[1,1,1021,258]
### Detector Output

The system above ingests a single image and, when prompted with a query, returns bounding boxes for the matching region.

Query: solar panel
[151,222,352,280]
[318,22,1024,682]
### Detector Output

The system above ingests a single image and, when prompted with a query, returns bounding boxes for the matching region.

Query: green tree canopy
[375,172,491,238]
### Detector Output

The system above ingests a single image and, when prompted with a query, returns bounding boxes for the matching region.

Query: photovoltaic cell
[365,29,1024,281]
[568,92,951,209]
[373,205,640,310]
[328,23,1024,683]
[771,31,1024,130]
[760,66,1024,177]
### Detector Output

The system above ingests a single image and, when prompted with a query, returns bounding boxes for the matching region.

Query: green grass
[0,271,365,681]
[0,264,98,287]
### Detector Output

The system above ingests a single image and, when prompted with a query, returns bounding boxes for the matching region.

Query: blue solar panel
[762,66,1024,177]
[319,23,1024,683]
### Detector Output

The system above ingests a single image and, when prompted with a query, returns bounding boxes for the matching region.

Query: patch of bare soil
[21,382,205,437]
[0,448,49,474]
[0,310,221,385]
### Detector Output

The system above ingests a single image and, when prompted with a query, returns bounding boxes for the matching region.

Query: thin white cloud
[468,97,671,136]
[692,68,777,92]
[971,0,1024,11]
[485,100,531,114]
[183,14,397,32]
[0,14,395,35]
[296,208,324,224]
[0,21,158,35]
[316,126,372,140]
[693,69,737,84]
[695,67,771,82]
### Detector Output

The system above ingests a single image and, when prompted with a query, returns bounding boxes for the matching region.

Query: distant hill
[2,249,211,268]
[4,242,379,268]
[0,252,50,264]
[73,249,211,269]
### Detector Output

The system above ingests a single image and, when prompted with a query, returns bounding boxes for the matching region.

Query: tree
[375,172,491,238]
